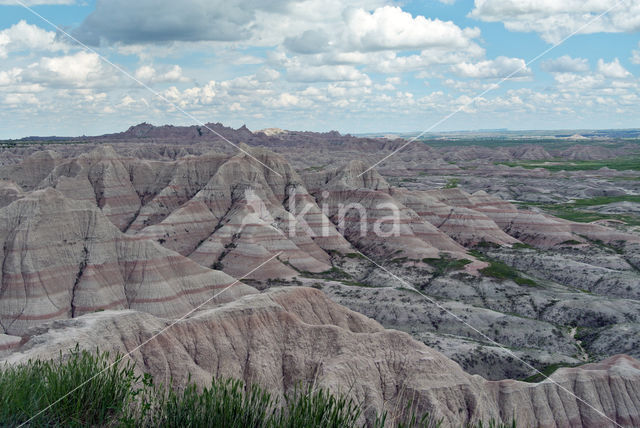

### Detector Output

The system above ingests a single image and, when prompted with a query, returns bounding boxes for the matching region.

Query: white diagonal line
[14,0,283,178]
[18,252,283,427]
[358,0,628,177]
[346,249,624,428]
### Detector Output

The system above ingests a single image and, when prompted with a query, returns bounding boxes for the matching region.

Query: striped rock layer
[1,146,639,333]
[0,188,255,335]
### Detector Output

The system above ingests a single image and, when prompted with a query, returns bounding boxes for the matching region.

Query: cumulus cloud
[134,64,188,84]
[270,92,300,107]
[453,56,531,79]
[470,0,640,43]
[3,92,39,106]
[24,51,119,88]
[541,55,590,73]
[286,65,369,82]
[597,58,632,79]
[0,68,22,86]
[0,20,67,59]
[344,6,480,52]
[284,30,331,54]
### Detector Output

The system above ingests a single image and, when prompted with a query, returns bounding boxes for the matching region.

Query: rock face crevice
[70,245,89,318]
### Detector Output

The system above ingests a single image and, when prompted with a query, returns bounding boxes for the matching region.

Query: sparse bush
[479,260,538,287]
[344,252,365,259]
[422,256,471,276]
[511,242,534,250]
[443,178,459,189]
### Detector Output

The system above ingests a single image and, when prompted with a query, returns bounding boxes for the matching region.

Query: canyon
[1,124,640,427]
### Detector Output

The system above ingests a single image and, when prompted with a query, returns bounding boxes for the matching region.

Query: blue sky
[1,0,639,138]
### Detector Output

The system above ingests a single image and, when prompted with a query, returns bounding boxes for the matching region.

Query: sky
[1,0,640,138]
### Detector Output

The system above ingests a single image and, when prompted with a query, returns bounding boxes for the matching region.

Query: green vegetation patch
[498,157,640,172]
[519,195,640,226]
[521,363,581,383]
[479,260,538,287]
[569,194,640,206]
[0,346,138,427]
[511,242,534,250]
[443,178,460,189]
[422,256,472,275]
[344,252,365,259]
[470,250,538,287]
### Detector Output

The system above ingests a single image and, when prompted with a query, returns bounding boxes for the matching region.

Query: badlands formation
[1,125,640,427]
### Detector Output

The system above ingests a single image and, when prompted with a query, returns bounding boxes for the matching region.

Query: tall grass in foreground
[0,347,517,427]
[0,345,138,427]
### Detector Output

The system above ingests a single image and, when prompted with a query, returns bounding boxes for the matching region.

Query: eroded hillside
[1,128,640,427]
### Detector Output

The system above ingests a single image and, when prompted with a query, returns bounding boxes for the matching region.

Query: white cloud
[344,6,480,52]
[286,65,368,82]
[453,56,531,79]
[443,78,500,93]
[0,20,67,59]
[597,58,632,79]
[134,64,188,84]
[0,68,22,86]
[170,81,217,106]
[24,51,119,88]
[284,30,331,54]
[470,0,640,43]
[3,92,39,106]
[118,95,135,106]
[541,55,589,73]
[270,93,299,107]
[553,72,605,92]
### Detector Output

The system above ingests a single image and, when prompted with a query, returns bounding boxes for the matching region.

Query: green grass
[480,261,538,287]
[0,345,139,427]
[317,267,351,279]
[559,239,582,246]
[544,207,635,224]
[498,157,640,172]
[521,363,580,383]
[469,251,538,287]
[522,195,640,226]
[0,347,519,428]
[511,243,534,250]
[568,195,640,206]
[422,256,472,275]
[344,252,365,260]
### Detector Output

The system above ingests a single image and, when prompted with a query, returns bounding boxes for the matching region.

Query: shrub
[344,252,365,259]
[422,256,472,275]
[479,260,538,287]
